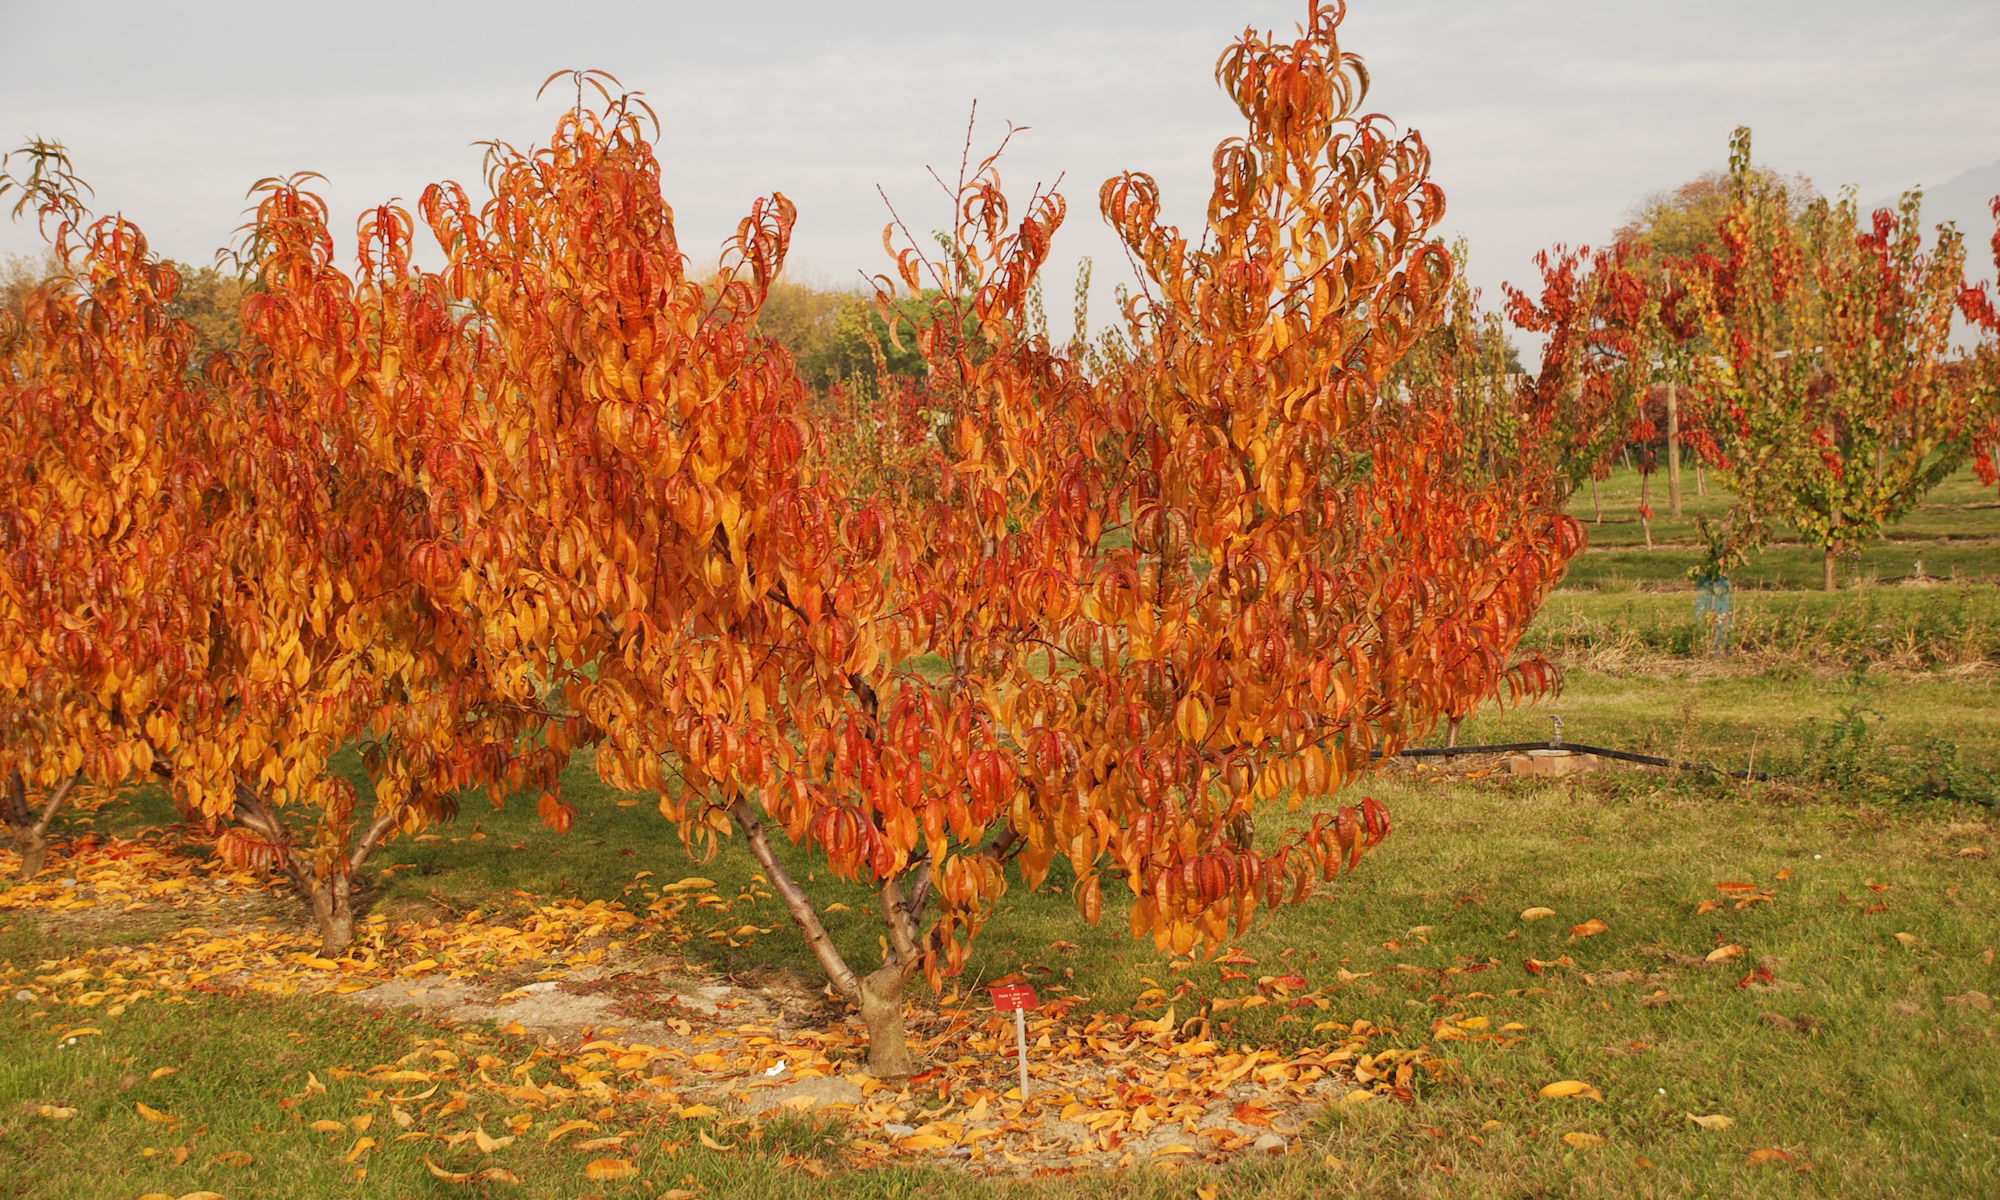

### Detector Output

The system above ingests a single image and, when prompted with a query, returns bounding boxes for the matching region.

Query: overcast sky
[4,0,1996,329]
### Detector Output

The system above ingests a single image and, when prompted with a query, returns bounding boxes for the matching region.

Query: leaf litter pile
[2,834,1444,1183]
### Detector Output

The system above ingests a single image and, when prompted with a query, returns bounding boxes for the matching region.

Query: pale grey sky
[3,1,1996,328]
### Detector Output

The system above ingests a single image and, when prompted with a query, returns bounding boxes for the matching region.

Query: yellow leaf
[346,1135,378,1163]
[36,1105,78,1120]
[697,1130,734,1152]
[310,1119,346,1133]
[1687,1113,1735,1131]
[585,1157,639,1180]
[477,1168,522,1185]
[213,1150,255,1167]
[665,877,716,893]
[1519,906,1557,921]
[149,1067,179,1081]
[1893,932,1919,948]
[135,1102,176,1123]
[661,1191,700,1200]
[425,1157,473,1183]
[176,1193,228,1200]
[1746,1147,1795,1166]
[1539,1080,1603,1101]
[473,1128,515,1153]
[57,1026,102,1041]
[898,1133,954,1151]
[545,1119,597,1144]
[677,1103,722,1120]
[1151,1143,1197,1156]
[1705,944,1744,963]
[1562,1131,1606,1149]
[1568,919,1609,939]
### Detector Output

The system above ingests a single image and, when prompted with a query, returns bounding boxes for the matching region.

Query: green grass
[1524,585,2000,666]
[6,770,1997,1198]
[1564,464,2000,549]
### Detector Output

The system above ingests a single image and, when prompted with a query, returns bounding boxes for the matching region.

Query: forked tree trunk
[5,771,78,881]
[726,796,936,1078]
[304,872,357,955]
[231,784,383,957]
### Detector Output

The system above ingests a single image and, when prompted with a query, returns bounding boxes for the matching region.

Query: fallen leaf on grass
[1893,932,1919,948]
[1687,1113,1735,1131]
[698,1130,735,1152]
[1946,991,1993,1012]
[135,1102,176,1124]
[1568,919,1609,939]
[1562,1132,1606,1148]
[1745,1147,1795,1166]
[212,1151,254,1167]
[1519,907,1556,922]
[544,1119,596,1144]
[585,1157,638,1180]
[425,1157,472,1183]
[35,1105,78,1120]
[677,1103,722,1120]
[1704,944,1744,964]
[148,1067,178,1081]
[1539,1080,1603,1101]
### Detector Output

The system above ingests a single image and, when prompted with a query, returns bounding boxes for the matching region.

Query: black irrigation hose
[1385,740,1771,782]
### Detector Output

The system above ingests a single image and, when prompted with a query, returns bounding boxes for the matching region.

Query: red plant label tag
[989,983,1039,1012]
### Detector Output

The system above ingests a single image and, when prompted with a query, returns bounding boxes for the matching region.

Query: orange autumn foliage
[2,3,1582,1067]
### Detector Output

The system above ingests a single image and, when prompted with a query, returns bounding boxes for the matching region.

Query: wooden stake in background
[989,982,1040,1099]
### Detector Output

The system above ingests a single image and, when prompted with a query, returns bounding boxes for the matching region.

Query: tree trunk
[1823,545,1838,592]
[6,770,77,880]
[1446,717,1461,749]
[1591,477,1602,523]
[1666,381,1683,518]
[14,829,48,880]
[304,873,356,955]
[856,965,917,1078]
[1695,462,1707,497]
[1639,471,1653,549]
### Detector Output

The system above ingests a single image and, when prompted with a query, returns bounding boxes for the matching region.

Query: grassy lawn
[4,768,1995,1198]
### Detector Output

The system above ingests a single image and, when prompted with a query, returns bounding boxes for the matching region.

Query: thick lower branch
[728,796,860,1000]
[31,773,80,838]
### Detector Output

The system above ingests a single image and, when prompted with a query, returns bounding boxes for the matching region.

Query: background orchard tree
[1691,128,1972,591]
[1505,241,1661,520]
[1391,242,1526,484]
[1960,197,2000,485]
[0,145,224,878]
